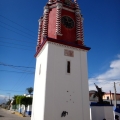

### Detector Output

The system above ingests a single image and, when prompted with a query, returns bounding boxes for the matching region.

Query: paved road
[0,108,31,120]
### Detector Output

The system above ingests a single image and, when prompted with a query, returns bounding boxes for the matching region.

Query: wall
[27,105,32,115]
[90,106,114,120]
[114,112,120,119]
[103,94,120,101]
[45,42,90,120]
[31,43,49,120]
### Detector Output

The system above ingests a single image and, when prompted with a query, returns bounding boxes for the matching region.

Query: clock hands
[61,16,74,29]
[65,17,73,28]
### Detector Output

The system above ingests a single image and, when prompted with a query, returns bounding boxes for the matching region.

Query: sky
[0,0,120,104]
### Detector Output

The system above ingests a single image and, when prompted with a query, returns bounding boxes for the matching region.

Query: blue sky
[0,0,120,103]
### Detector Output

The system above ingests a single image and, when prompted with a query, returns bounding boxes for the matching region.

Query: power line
[0,14,36,34]
[0,70,34,74]
[0,20,36,38]
[0,65,34,73]
[0,62,35,69]
[88,77,120,81]
[0,41,35,48]
[10,59,35,91]
[12,73,34,93]
[0,24,35,41]
[0,62,35,73]
[0,37,36,44]
[0,44,35,51]
[0,89,24,92]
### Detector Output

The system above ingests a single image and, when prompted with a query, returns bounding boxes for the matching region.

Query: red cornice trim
[35,38,47,57]
[35,37,91,57]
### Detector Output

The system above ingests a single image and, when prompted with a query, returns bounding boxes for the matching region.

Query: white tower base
[31,41,90,120]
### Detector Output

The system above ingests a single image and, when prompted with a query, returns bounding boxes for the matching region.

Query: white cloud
[0,95,8,104]
[117,54,120,59]
[89,56,120,93]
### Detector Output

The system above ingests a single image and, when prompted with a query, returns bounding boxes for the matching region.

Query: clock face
[61,16,74,29]
[64,0,71,6]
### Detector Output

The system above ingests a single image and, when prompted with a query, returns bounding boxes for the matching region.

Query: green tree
[26,87,33,95]
[12,95,19,110]
[16,95,24,113]
[16,95,24,105]
[12,95,18,104]
[21,96,33,117]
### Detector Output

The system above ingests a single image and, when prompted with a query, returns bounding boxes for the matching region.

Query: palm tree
[26,87,33,95]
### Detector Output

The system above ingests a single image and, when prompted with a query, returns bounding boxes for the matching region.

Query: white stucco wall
[114,112,120,120]
[27,105,32,111]
[31,42,90,120]
[31,43,48,120]
[90,106,114,120]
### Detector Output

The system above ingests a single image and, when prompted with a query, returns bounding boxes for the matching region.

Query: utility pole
[7,93,10,100]
[114,82,117,107]
[110,90,112,105]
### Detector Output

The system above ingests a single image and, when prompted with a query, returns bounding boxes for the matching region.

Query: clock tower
[32,0,90,120]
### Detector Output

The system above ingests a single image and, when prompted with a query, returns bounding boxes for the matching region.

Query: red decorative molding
[35,37,91,57]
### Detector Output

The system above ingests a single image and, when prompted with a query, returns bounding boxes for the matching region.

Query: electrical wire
[0,62,34,69]
[0,89,24,92]
[9,59,35,91]
[0,15,36,94]
[0,70,34,74]
[0,37,36,44]
[88,77,120,81]
[0,14,36,34]
[0,44,35,51]
[0,41,35,48]
[0,20,36,38]
[0,62,35,74]
[0,24,35,41]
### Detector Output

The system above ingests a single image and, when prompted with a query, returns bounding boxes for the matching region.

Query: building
[31,0,90,120]
[103,93,120,101]
[89,90,98,101]
[24,94,33,97]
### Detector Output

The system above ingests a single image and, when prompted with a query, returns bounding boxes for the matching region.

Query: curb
[1,108,25,117]
[14,112,24,117]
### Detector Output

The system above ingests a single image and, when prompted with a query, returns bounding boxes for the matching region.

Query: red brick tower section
[55,3,63,36]
[74,0,84,45]
[36,17,43,51]
[35,0,90,56]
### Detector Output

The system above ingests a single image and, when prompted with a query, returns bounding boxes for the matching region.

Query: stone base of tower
[31,41,90,120]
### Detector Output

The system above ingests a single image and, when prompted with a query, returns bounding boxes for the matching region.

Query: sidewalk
[0,108,31,120]
[10,109,30,117]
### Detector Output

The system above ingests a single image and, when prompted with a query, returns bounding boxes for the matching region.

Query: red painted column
[36,17,43,51]
[74,0,84,45]
[80,16,84,44]
[43,6,49,37]
[55,3,63,36]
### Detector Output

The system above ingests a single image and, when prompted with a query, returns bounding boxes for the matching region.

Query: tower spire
[74,0,77,3]
[48,0,52,4]
[74,0,79,9]
[36,17,43,51]
[42,6,49,37]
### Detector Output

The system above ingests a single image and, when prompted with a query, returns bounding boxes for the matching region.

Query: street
[0,108,30,120]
